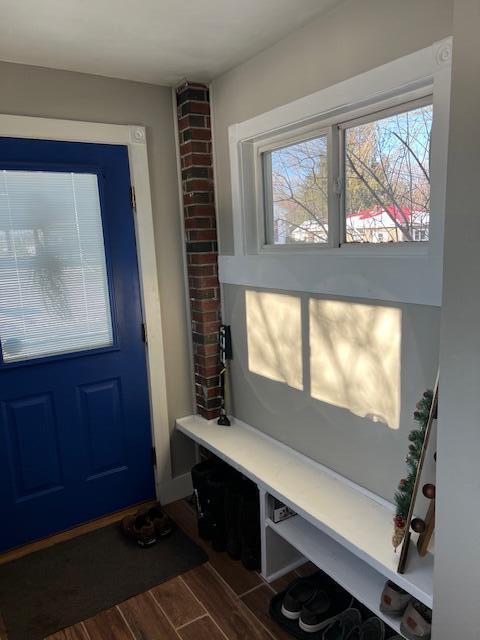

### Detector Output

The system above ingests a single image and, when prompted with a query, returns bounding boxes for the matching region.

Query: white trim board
[224,38,452,307]
[0,114,173,488]
[158,472,193,505]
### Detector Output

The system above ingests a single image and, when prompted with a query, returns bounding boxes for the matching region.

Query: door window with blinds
[0,169,113,363]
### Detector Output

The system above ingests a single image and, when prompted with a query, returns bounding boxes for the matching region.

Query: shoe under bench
[176,414,434,639]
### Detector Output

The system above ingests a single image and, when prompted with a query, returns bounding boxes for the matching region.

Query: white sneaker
[400,600,432,640]
[379,581,411,616]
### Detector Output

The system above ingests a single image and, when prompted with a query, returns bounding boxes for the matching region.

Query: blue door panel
[79,378,126,479]
[0,137,155,551]
[4,393,63,501]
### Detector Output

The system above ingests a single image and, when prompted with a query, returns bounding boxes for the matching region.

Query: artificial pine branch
[392,389,433,548]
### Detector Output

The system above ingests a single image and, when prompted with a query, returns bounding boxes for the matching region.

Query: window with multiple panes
[0,170,113,363]
[262,98,432,247]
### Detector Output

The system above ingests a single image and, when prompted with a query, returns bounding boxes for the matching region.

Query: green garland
[393,389,433,530]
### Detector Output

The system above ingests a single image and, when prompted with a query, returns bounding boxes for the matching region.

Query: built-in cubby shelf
[176,414,434,638]
[266,513,403,635]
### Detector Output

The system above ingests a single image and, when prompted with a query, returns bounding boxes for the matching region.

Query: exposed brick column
[176,82,222,420]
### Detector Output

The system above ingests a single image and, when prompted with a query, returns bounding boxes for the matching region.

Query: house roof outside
[277,206,430,243]
[346,206,429,230]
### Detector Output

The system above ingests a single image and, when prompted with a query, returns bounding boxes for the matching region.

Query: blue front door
[0,137,155,551]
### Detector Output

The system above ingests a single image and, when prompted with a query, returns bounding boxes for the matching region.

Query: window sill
[218,252,442,306]
[258,242,430,258]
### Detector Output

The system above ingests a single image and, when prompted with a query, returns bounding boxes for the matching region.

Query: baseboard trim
[262,557,307,584]
[158,472,193,505]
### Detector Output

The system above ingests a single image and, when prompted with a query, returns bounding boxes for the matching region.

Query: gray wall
[224,285,439,499]
[434,1,480,637]
[0,61,195,476]
[211,0,452,499]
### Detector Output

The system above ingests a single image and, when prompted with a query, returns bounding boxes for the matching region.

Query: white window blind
[0,170,113,363]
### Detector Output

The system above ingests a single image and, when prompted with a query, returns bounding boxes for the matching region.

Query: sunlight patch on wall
[309,299,401,429]
[246,290,303,390]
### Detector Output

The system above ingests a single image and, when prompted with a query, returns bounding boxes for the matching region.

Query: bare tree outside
[266,102,432,245]
[345,103,432,243]
[270,134,329,244]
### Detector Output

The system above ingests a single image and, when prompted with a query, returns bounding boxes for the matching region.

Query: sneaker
[121,513,156,547]
[280,577,318,620]
[323,608,362,639]
[345,617,385,640]
[380,581,411,616]
[400,600,432,639]
[299,584,353,633]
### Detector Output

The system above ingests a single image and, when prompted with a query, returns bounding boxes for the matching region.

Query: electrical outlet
[272,503,296,523]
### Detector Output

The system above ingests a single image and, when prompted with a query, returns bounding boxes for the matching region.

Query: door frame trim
[0,114,173,492]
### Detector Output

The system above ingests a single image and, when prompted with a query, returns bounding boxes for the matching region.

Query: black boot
[205,467,231,552]
[239,479,261,571]
[191,458,225,540]
[225,470,243,560]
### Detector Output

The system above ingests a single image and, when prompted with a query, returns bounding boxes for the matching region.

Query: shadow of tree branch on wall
[245,289,401,430]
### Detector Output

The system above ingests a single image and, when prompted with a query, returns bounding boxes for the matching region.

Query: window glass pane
[0,170,113,363]
[344,103,432,243]
[267,134,329,244]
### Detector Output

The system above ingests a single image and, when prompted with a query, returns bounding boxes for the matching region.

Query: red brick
[177,81,221,420]
[206,387,222,399]
[186,128,212,141]
[188,254,218,265]
[198,407,222,420]
[191,310,218,323]
[187,229,217,242]
[190,288,217,301]
[181,141,207,156]
[184,217,213,229]
[178,114,205,132]
[196,389,222,403]
[195,364,220,378]
[184,178,213,192]
[189,276,219,289]
[180,101,211,116]
[194,353,219,367]
[195,373,219,387]
[182,153,212,168]
[184,204,216,218]
[190,298,219,311]
[188,264,217,277]
[200,320,221,334]
[192,318,220,332]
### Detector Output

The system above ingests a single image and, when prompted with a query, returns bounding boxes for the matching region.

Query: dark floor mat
[0,520,208,640]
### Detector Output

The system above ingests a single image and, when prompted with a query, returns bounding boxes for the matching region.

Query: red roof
[347,205,418,221]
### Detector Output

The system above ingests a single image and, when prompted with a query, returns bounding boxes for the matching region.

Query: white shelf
[266,515,406,637]
[176,414,433,608]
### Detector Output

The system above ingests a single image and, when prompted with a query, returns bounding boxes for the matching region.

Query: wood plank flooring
[1,499,312,640]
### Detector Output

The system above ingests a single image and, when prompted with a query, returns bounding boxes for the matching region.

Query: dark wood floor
[0,499,315,640]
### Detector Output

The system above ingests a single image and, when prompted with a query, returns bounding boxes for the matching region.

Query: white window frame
[338,94,433,248]
[258,124,334,249]
[258,95,433,251]
[223,38,452,306]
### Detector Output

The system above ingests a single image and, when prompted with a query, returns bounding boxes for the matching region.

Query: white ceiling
[0,0,340,86]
